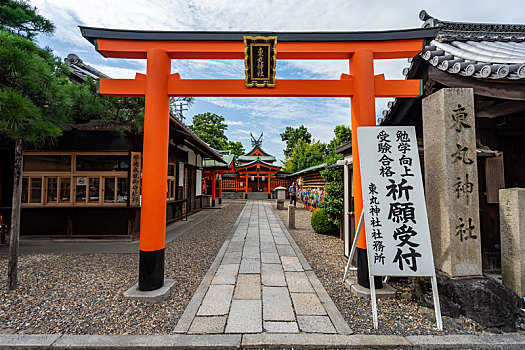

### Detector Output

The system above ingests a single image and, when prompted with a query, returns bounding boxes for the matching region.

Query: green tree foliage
[330,125,352,149]
[69,76,144,132]
[280,125,312,157]
[189,113,245,156]
[0,28,71,144]
[325,124,351,161]
[0,1,70,290]
[1,0,146,290]
[189,112,229,150]
[0,0,53,39]
[283,139,325,173]
[225,140,245,157]
[318,125,349,226]
[320,161,344,226]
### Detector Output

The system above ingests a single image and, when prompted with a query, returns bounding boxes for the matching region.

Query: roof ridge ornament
[419,9,525,36]
[250,132,264,147]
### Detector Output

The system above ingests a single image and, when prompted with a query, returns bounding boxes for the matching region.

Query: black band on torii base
[139,248,165,291]
[219,198,222,205]
[356,247,383,289]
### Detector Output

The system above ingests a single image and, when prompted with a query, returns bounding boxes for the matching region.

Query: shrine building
[203,133,291,203]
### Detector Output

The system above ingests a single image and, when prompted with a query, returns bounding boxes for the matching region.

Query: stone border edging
[173,202,250,333]
[2,333,525,349]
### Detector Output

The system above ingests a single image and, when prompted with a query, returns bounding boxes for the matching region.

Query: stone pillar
[288,204,295,229]
[422,88,482,278]
[499,188,525,297]
[275,186,286,210]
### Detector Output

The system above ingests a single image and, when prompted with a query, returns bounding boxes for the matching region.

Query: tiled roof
[238,155,276,162]
[381,11,525,121]
[203,150,235,168]
[290,163,326,177]
[418,10,525,80]
[65,54,109,82]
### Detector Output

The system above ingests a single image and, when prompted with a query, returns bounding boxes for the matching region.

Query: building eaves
[335,142,352,154]
[290,163,326,177]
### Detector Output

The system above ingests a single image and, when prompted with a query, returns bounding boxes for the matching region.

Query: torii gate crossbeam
[80,27,436,292]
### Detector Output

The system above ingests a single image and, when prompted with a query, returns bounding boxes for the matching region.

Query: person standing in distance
[288,182,297,206]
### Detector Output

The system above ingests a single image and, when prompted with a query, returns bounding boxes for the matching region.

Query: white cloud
[28,0,525,165]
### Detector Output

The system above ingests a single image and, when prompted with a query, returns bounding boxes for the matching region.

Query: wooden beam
[429,66,525,101]
[96,39,424,60]
[476,101,525,118]
[99,75,422,98]
[374,74,422,98]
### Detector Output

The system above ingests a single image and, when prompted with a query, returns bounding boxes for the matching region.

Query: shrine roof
[65,54,109,83]
[203,150,235,169]
[245,144,272,157]
[381,10,525,124]
[236,159,281,169]
[238,155,276,163]
[416,10,525,80]
[79,27,438,45]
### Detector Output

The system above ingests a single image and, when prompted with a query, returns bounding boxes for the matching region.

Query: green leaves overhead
[0,30,71,145]
[189,112,245,156]
[280,125,312,158]
[0,0,54,39]
[190,112,228,150]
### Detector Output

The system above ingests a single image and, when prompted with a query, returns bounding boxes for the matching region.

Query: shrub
[311,208,338,235]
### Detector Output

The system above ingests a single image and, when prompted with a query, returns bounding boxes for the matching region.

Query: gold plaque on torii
[244,36,277,88]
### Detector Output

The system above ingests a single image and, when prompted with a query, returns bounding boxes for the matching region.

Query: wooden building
[0,54,223,239]
[381,11,525,272]
[290,163,329,210]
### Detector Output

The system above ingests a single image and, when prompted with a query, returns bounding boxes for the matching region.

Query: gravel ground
[0,200,245,335]
[272,201,484,336]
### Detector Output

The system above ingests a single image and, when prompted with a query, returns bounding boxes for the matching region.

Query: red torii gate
[80,27,436,291]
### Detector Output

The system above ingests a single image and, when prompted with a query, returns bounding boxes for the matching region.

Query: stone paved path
[174,200,352,335]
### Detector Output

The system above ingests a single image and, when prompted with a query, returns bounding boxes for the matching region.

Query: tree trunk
[8,140,23,291]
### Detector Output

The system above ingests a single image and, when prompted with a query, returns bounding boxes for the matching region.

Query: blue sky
[29,0,525,164]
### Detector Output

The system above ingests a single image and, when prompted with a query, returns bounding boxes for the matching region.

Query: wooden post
[7,140,23,290]
[218,172,223,205]
[245,174,248,199]
[268,173,271,199]
[211,171,216,207]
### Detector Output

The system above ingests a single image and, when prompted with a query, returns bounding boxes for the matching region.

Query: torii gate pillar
[138,49,170,291]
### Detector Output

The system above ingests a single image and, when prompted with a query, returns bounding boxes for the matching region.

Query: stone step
[247,192,270,200]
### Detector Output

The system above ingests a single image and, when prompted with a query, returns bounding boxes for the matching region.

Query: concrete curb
[2,333,524,349]
[242,333,412,348]
[173,202,249,334]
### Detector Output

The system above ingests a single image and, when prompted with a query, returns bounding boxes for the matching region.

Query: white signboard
[196,169,202,196]
[357,126,435,277]
[178,162,184,187]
